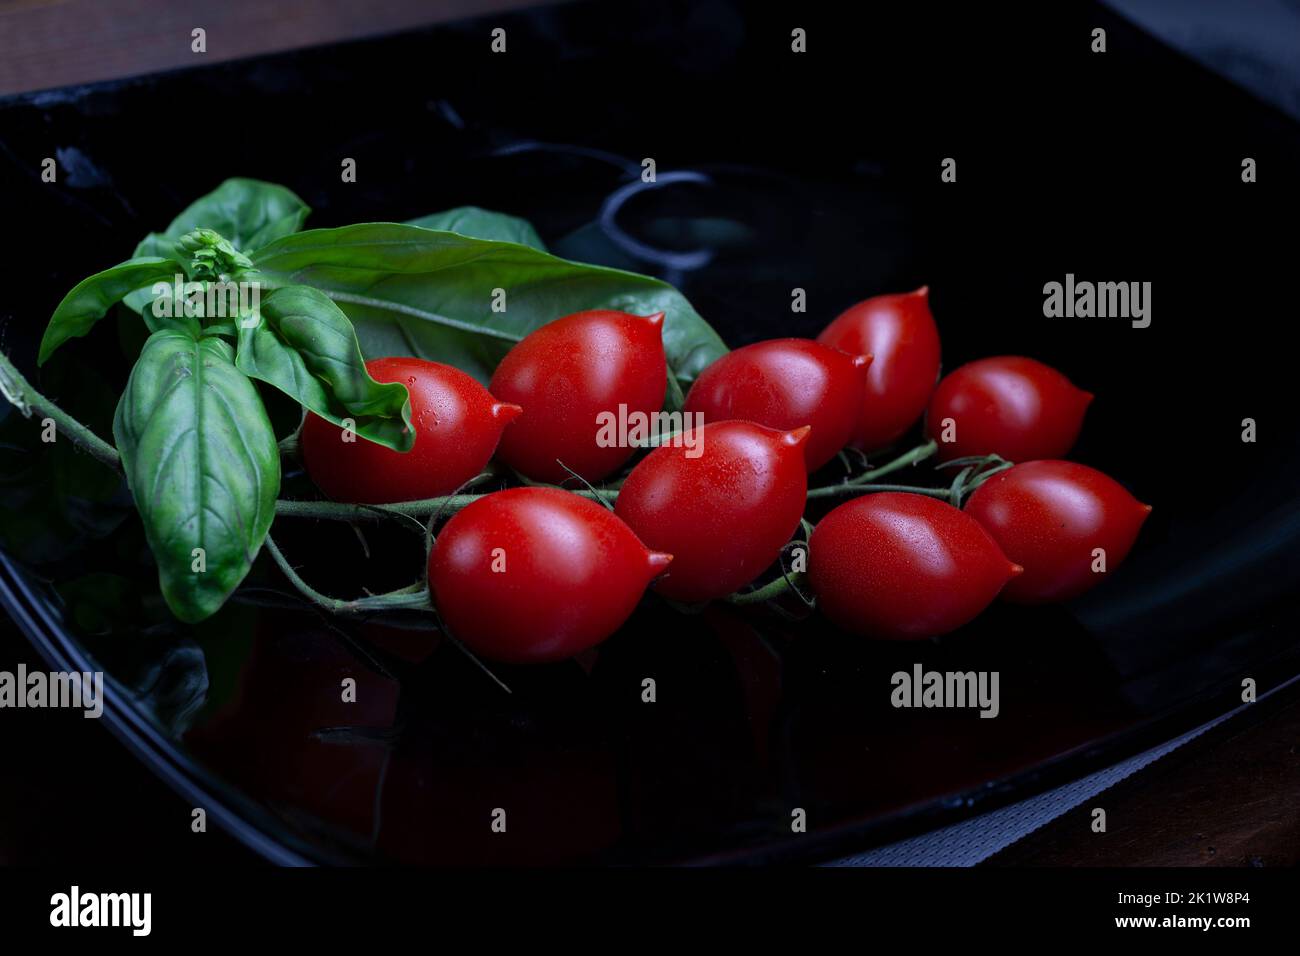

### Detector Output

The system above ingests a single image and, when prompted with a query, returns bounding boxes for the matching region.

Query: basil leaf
[253,223,728,385]
[406,207,548,252]
[39,257,188,364]
[123,238,187,318]
[235,284,415,451]
[113,330,280,623]
[141,178,310,253]
[124,179,310,314]
[139,278,203,338]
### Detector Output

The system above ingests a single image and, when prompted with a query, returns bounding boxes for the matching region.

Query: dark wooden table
[988,683,1300,867]
[0,0,536,96]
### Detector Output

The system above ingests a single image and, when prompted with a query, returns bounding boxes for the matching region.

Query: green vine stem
[806,482,950,500]
[264,535,431,615]
[728,572,805,605]
[0,349,122,472]
[861,437,939,478]
[274,486,618,522]
[805,439,940,499]
[276,494,485,522]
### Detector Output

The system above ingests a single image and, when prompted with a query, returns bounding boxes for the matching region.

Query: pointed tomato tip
[911,285,930,298]
[1080,390,1095,405]
[493,402,524,423]
[852,352,875,370]
[1008,563,1025,577]
[1139,502,1153,515]
[783,425,812,447]
[643,311,666,328]
[647,552,673,575]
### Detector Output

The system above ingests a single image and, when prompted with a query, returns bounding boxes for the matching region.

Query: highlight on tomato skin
[964,460,1152,604]
[808,492,1022,640]
[816,286,942,452]
[682,338,872,472]
[615,420,810,603]
[301,356,520,504]
[488,309,668,484]
[428,487,672,664]
[925,355,1093,463]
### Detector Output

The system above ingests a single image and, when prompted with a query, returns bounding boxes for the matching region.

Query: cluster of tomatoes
[301,291,1150,664]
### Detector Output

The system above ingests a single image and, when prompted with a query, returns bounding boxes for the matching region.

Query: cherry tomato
[926,356,1092,462]
[683,338,871,471]
[816,286,942,451]
[809,492,1021,639]
[428,487,671,664]
[965,460,1151,604]
[302,357,520,504]
[614,421,809,602]
[489,309,667,483]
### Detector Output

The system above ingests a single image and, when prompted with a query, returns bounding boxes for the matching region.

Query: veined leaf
[39,257,188,364]
[252,223,728,385]
[406,207,548,251]
[235,284,414,451]
[139,178,310,253]
[113,330,280,623]
[124,178,311,314]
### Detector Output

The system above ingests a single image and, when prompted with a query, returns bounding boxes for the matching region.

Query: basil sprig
[37,178,727,623]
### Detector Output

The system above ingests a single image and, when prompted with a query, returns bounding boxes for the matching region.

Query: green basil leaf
[133,270,225,339]
[124,179,310,314]
[235,284,414,451]
[143,178,310,253]
[252,223,728,385]
[123,239,187,317]
[201,316,238,339]
[113,330,280,623]
[40,257,188,364]
[133,232,183,260]
[406,207,548,251]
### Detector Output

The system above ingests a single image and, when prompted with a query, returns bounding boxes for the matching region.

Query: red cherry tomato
[489,309,667,483]
[614,421,809,603]
[816,287,942,451]
[965,460,1151,604]
[809,492,1021,639]
[926,356,1092,462]
[302,357,520,504]
[683,338,871,471]
[428,487,671,663]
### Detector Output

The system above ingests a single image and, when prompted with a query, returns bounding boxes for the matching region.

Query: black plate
[2,0,1299,865]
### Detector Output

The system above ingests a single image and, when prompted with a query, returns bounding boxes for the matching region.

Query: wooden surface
[988,683,1300,867]
[0,0,537,96]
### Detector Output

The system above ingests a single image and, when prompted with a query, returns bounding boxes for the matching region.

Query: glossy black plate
[2,0,1299,865]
